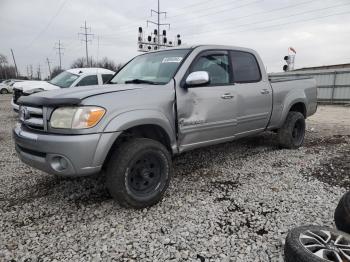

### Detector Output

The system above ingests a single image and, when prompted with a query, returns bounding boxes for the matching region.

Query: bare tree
[50,66,64,79]
[71,57,123,72]
[0,53,8,79]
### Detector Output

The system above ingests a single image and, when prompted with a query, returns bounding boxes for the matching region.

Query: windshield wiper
[124,79,161,85]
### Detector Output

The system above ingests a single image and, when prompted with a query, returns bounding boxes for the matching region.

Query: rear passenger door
[230,50,272,135]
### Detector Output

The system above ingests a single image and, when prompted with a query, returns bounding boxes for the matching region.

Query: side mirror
[185,71,209,87]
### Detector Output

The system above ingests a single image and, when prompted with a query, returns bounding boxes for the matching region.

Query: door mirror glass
[185,71,209,87]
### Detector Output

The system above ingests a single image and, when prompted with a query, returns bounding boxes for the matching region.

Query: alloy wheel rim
[299,229,350,261]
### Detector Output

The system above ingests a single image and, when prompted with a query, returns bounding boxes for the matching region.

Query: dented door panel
[176,86,237,151]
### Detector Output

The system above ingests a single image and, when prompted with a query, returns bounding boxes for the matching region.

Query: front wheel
[0,88,9,94]
[106,138,172,208]
[278,111,305,149]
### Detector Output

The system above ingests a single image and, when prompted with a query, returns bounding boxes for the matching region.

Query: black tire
[106,138,172,208]
[0,88,8,94]
[278,111,305,149]
[284,225,350,262]
[335,191,350,234]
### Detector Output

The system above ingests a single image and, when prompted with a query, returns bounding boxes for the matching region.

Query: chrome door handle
[261,89,270,95]
[221,93,234,99]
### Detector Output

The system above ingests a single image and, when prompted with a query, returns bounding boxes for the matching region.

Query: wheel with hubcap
[106,138,172,208]
[278,111,306,149]
[284,225,350,262]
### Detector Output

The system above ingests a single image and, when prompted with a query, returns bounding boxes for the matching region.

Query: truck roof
[142,44,258,55]
[66,68,115,75]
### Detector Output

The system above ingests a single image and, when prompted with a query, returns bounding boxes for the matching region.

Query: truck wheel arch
[102,110,176,168]
[289,102,306,118]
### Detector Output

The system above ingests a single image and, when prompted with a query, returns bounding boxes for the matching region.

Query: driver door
[176,50,237,152]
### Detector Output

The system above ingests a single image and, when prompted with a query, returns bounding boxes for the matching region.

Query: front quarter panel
[81,84,177,148]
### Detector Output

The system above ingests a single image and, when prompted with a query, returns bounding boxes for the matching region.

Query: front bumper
[13,124,120,176]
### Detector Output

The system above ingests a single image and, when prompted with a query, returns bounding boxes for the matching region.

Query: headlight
[50,106,106,129]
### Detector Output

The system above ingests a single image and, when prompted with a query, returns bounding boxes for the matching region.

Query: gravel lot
[0,94,349,262]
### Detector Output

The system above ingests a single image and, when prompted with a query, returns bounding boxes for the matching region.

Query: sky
[1,0,350,78]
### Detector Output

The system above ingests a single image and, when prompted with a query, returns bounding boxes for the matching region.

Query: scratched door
[176,50,237,152]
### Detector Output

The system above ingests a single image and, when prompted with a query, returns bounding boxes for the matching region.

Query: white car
[12,68,115,111]
[0,79,23,94]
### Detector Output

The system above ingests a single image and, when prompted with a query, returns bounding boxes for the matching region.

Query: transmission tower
[79,21,94,67]
[137,0,182,52]
[54,40,64,70]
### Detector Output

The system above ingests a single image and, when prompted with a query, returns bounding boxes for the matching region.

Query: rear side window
[76,75,98,86]
[102,74,113,84]
[230,51,261,83]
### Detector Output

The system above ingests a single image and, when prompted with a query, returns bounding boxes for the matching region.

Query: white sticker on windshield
[162,57,183,63]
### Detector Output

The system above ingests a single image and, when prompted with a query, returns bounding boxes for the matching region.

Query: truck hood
[13,81,58,93]
[18,84,146,106]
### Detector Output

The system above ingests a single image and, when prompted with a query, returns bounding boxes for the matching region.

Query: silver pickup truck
[13,45,317,208]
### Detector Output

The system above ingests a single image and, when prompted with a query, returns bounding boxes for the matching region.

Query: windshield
[49,71,79,88]
[110,49,191,85]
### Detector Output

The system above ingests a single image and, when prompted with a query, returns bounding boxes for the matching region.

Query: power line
[99,0,253,36]
[25,0,69,49]
[184,1,350,37]
[185,9,350,40]
[173,0,320,31]
[168,0,244,19]
[79,21,94,67]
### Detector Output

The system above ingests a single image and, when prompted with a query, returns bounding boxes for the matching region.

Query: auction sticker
[162,57,183,63]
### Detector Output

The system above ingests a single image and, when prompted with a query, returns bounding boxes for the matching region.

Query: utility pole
[30,65,33,79]
[148,0,169,49]
[11,49,19,78]
[37,64,41,80]
[138,0,182,52]
[46,58,52,79]
[79,21,94,67]
[54,40,64,70]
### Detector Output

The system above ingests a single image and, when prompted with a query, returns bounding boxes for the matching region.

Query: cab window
[190,52,230,85]
[76,75,98,86]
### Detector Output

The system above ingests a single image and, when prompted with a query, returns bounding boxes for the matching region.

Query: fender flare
[280,90,307,125]
[103,109,176,146]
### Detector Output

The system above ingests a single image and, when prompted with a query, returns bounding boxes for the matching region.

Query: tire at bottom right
[334,191,350,234]
[284,225,350,262]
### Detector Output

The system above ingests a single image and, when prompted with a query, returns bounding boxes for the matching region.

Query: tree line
[0,53,123,80]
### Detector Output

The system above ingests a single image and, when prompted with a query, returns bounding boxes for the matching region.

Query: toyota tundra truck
[13,45,317,208]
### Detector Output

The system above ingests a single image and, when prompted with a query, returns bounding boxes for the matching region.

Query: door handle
[261,89,270,95]
[221,93,234,99]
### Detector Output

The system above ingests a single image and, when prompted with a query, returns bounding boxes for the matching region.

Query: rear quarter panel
[268,78,317,129]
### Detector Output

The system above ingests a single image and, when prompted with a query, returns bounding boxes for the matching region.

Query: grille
[19,105,45,131]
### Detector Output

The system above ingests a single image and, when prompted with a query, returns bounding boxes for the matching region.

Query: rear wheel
[106,138,172,208]
[334,191,350,234]
[278,111,305,149]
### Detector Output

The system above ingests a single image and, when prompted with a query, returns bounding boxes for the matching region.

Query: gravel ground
[0,94,349,262]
